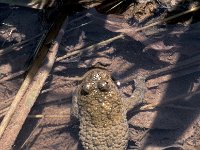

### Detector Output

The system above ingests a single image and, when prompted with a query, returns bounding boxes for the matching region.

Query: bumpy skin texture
[71,68,145,150]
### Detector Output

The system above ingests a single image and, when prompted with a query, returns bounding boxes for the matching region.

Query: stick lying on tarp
[0,12,68,150]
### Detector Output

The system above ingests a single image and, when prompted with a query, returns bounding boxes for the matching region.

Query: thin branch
[0,70,25,83]
[135,5,200,32]
[56,34,124,61]
[28,114,69,118]
[141,89,200,111]
[0,33,42,56]
[146,64,200,88]
[0,13,68,149]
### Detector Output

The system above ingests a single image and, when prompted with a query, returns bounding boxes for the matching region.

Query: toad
[71,67,146,150]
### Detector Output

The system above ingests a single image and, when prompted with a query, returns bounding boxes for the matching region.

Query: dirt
[123,1,158,22]
[0,1,200,150]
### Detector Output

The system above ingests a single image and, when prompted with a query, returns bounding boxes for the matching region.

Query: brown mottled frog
[71,67,146,150]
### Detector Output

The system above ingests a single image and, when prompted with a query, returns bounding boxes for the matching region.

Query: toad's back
[71,68,129,150]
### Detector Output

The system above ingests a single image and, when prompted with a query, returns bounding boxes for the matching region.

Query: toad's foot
[124,75,147,112]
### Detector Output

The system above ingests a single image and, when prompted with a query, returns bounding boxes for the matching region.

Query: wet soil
[0,1,200,150]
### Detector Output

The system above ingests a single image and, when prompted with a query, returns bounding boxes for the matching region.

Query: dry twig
[0,33,42,56]
[0,12,68,149]
[0,70,25,83]
[136,5,200,32]
[146,64,200,88]
[56,34,124,61]
[141,88,200,111]
[20,118,43,149]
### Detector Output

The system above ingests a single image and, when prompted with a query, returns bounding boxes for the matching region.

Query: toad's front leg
[124,76,147,112]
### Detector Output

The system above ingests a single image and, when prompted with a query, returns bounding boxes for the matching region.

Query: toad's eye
[81,83,91,95]
[98,81,110,92]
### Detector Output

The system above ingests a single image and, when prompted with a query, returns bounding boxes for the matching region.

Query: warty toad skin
[71,67,146,150]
